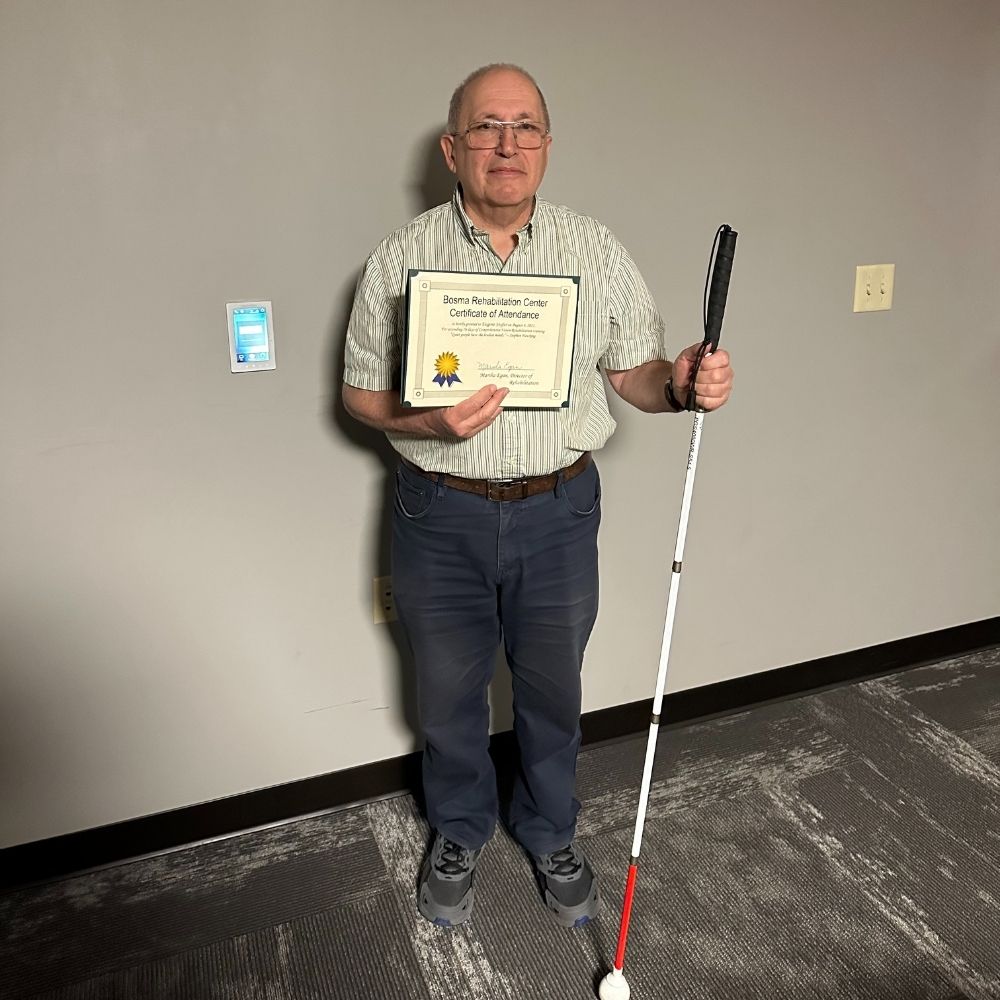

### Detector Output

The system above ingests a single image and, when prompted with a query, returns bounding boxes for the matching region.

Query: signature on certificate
[478,360,535,376]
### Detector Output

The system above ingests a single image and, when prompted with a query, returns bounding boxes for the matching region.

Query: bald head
[447,63,550,133]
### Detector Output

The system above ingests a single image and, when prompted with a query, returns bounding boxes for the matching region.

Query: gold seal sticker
[432,352,461,387]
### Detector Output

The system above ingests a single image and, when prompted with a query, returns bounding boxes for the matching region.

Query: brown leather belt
[402,452,591,502]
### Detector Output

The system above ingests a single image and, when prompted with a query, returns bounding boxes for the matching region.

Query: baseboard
[3,616,997,891]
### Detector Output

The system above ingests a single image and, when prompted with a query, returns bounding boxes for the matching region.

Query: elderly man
[343,64,733,928]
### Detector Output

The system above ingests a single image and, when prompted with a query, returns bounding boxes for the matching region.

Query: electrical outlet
[853,264,895,312]
[373,576,397,624]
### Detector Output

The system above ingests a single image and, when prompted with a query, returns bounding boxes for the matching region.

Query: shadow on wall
[410,126,456,216]
[324,128,516,774]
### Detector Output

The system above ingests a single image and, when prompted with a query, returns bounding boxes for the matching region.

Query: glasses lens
[512,123,545,148]
[463,122,546,149]
[464,122,500,148]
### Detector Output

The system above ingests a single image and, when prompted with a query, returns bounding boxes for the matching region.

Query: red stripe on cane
[613,864,639,971]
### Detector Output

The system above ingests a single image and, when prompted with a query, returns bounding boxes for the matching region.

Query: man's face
[440,68,551,220]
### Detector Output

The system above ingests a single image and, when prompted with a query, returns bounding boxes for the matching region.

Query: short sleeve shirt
[344,189,667,478]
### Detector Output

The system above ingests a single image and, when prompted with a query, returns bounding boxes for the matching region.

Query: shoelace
[435,839,474,877]
[544,846,582,878]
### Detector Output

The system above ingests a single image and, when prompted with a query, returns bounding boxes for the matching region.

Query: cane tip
[598,968,630,1000]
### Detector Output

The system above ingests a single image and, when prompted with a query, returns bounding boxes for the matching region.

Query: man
[343,64,733,928]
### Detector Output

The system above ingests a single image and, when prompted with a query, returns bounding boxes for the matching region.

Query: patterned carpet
[2,648,999,999]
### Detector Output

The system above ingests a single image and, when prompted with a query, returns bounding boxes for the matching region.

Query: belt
[402,452,592,502]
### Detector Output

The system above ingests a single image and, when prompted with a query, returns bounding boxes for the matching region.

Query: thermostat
[227,301,276,372]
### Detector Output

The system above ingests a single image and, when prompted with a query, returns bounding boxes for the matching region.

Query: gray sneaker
[533,842,601,927]
[418,833,481,927]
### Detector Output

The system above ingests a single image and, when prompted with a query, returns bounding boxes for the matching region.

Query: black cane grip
[705,225,738,350]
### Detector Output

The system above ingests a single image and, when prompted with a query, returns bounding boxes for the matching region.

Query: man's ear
[440,133,457,174]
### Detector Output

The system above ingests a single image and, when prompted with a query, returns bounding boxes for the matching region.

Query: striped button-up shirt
[344,189,667,478]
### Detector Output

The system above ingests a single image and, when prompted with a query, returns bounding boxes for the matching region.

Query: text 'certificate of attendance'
[401,270,579,409]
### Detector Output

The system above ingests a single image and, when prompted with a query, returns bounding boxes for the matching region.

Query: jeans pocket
[394,468,436,520]
[561,465,601,517]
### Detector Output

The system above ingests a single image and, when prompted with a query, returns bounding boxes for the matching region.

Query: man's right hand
[342,383,508,439]
[427,384,509,439]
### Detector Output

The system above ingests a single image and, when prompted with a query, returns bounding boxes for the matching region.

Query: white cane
[599,225,738,1000]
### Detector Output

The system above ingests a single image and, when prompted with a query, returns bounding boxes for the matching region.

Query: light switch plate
[853,265,894,312]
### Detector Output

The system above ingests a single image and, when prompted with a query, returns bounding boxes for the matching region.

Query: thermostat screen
[233,306,270,363]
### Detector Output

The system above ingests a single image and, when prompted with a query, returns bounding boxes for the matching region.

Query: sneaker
[533,842,601,927]
[417,833,481,927]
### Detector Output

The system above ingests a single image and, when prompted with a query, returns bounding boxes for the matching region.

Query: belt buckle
[487,478,528,501]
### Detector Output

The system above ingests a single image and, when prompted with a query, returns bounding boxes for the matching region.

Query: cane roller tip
[598,969,630,1000]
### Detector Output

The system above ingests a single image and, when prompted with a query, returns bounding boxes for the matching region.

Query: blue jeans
[391,459,601,855]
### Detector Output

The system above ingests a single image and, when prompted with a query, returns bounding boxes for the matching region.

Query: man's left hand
[671,344,733,412]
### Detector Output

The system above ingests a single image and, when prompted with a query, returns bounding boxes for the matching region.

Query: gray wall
[1,0,997,849]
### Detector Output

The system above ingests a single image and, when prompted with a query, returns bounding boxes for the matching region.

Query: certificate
[401,270,579,409]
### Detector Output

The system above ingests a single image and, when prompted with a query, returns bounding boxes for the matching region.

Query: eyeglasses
[454,120,549,150]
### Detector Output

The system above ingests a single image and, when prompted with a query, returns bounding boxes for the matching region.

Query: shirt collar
[451,185,536,247]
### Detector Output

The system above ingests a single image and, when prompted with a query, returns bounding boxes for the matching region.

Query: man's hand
[671,344,733,412]
[427,384,509,439]
[342,383,508,439]
[606,348,734,414]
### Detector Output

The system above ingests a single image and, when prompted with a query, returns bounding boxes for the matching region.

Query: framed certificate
[401,270,579,409]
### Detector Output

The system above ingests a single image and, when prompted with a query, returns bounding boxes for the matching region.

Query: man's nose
[496,125,518,156]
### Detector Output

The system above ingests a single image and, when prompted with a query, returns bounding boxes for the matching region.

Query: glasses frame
[453,119,551,150]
